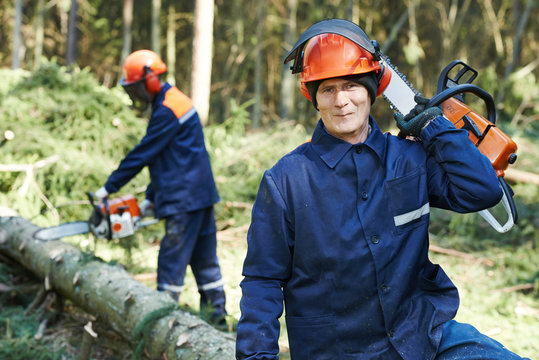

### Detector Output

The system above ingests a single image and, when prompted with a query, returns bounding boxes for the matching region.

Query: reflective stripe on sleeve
[178,107,196,125]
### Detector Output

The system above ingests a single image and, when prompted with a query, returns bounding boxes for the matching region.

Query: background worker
[95,50,227,325]
[235,19,527,359]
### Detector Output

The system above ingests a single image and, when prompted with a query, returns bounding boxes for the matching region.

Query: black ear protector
[143,65,161,94]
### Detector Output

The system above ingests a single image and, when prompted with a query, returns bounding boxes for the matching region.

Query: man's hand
[95,186,109,202]
[394,95,443,137]
[139,199,155,218]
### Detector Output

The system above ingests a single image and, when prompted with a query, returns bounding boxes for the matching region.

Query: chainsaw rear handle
[479,177,518,233]
[427,84,497,124]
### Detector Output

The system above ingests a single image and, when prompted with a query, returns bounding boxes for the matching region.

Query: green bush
[0,61,148,226]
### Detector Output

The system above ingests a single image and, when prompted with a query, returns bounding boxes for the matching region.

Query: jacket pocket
[285,314,339,360]
[385,167,429,233]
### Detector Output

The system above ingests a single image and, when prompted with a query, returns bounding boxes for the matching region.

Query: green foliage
[0,61,149,226]
[0,262,67,360]
[0,308,67,360]
[476,64,539,130]
[205,100,310,224]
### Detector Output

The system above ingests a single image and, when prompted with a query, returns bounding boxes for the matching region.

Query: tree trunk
[279,0,298,122]
[496,0,534,104]
[190,0,215,126]
[151,0,161,54]
[166,3,176,85]
[34,0,46,70]
[12,0,23,69]
[66,0,78,67]
[253,1,265,128]
[0,216,235,360]
[121,0,134,65]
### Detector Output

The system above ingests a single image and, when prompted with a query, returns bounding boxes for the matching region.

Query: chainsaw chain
[380,55,421,114]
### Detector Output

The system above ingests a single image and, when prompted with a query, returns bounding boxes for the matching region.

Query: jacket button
[371,235,379,244]
[355,146,362,154]
[381,284,388,292]
[389,330,395,338]
[361,192,368,200]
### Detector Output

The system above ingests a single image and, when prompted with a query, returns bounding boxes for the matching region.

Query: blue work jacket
[104,83,219,218]
[236,117,502,360]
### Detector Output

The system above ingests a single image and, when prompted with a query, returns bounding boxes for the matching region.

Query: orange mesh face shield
[300,34,382,101]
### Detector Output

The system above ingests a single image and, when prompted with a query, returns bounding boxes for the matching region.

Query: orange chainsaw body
[97,194,141,238]
[442,98,517,177]
[98,194,141,218]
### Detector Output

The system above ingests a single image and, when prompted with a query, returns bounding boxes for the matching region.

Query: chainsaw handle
[103,197,112,241]
[499,176,518,224]
[427,84,497,124]
[478,177,518,233]
[87,191,103,224]
[436,60,478,94]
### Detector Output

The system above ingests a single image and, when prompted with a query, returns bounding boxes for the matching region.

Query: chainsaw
[34,192,158,241]
[285,19,518,233]
[377,50,518,233]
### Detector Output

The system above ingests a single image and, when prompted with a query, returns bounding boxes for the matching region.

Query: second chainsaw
[34,192,158,241]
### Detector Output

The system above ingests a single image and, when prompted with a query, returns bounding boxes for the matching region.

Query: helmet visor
[121,79,150,110]
[284,19,375,73]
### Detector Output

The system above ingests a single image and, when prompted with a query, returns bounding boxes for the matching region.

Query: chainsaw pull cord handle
[427,84,518,232]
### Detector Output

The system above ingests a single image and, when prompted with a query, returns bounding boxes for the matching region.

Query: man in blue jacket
[95,50,226,324]
[235,20,526,359]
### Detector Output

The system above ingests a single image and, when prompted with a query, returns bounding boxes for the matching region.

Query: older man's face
[316,78,371,144]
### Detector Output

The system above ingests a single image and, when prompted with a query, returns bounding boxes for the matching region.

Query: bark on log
[504,168,539,186]
[0,216,235,359]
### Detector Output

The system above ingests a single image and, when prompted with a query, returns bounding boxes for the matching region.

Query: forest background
[0,0,538,359]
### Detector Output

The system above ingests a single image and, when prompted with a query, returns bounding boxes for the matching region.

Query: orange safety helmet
[284,19,391,104]
[120,50,167,94]
[299,33,389,101]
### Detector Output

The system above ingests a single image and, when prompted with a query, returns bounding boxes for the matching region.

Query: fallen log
[0,216,235,359]
[504,168,539,186]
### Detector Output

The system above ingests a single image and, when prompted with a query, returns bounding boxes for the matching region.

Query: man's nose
[334,89,349,107]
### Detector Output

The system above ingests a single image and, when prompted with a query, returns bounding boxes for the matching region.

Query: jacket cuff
[104,183,118,194]
[419,115,456,143]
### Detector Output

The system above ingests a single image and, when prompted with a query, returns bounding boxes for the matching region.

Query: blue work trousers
[157,207,226,317]
[436,320,529,359]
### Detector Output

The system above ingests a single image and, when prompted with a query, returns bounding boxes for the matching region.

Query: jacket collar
[152,82,171,107]
[311,116,387,168]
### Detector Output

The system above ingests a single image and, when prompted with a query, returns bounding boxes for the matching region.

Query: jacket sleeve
[236,171,292,360]
[104,108,181,194]
[145,183,154,202]
[420,116,503,212]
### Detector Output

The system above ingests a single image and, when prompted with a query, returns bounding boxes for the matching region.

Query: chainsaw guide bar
[34,221,90,241]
